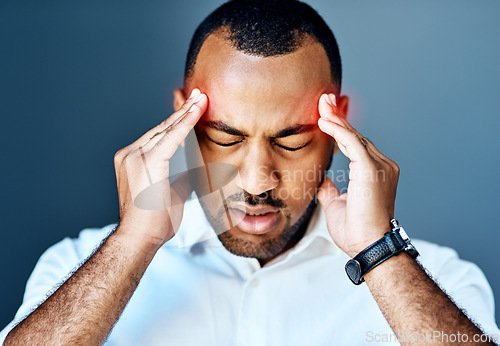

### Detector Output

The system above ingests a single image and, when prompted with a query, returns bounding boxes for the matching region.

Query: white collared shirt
[1,198,499,345]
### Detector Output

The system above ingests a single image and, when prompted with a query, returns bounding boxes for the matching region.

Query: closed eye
[206,133,311,151]
[207,135,243,147]
[273,139,311,152]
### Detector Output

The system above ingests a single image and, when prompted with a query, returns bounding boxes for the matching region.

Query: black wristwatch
[345,219,419,285]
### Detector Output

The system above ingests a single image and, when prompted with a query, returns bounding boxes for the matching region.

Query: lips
[228,203,281,235]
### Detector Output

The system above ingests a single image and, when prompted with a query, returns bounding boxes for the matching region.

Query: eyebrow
[204,121,316,138]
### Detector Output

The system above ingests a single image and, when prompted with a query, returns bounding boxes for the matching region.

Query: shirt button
[250,278,259,287]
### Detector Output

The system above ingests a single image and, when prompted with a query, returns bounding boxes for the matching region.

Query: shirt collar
[168,194,215,249]
[278,202,339,259]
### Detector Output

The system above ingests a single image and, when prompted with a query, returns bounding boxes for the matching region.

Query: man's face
[181,33,342,261]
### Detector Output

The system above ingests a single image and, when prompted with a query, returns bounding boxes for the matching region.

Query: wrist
[112,223,165,258]
[346,232,388,258]
[344,219,419,285]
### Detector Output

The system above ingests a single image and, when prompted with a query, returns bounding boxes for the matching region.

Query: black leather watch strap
[352,233,404,278]
[345,223,418,285]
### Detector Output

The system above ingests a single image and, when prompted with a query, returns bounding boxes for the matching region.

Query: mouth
[228,204,281,235]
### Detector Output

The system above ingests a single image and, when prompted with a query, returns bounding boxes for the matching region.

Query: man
[2,0,499,344]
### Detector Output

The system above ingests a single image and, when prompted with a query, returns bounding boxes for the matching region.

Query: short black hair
[184,0,342,93]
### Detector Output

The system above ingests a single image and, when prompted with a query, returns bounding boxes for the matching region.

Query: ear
[333,94,349,155]
[336,95,349,120]
[173,88,187,111]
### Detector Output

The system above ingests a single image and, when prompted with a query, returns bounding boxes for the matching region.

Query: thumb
[317,176,341,208]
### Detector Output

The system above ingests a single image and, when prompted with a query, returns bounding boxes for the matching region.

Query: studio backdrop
[1,0,499,328]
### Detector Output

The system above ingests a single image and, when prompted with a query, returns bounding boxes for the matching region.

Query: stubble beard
[199,194,317,260]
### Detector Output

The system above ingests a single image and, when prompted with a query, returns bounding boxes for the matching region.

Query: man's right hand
[4,90,208,346]
[113,88,207,250]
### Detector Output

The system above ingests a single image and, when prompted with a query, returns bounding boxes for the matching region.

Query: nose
[235,144,278,196]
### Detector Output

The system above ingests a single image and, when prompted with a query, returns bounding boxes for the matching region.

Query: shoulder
[24,224,117,293]
[0,223,118,340]
[20,223,117,306]
[41,223,116,264]
[412,239,484,283]
[412,239,466,272]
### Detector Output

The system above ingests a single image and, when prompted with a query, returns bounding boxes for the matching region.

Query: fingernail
[321,94,331,107]
[192,92,203,103]
[189,88,201,100]
[328,93,336,106]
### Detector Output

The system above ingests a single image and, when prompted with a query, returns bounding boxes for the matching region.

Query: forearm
[4,225,158,345]
[365,253,494,345]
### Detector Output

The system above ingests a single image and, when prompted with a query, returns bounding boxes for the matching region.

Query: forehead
[189,33,334,130]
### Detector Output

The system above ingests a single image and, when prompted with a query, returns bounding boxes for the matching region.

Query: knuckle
[114,148,126,165]
[123,154,132,168]
[385,156,398,169]
[160,118,170,128]
[393,163,400,175]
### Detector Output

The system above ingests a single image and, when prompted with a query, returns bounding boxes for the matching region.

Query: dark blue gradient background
[1,0,499,328]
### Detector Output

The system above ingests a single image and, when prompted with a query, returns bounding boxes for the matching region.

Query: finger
[140,104,194,153]
[318,118,371,163]
[318,94,393,164]
[317,176,341,208]
[144,89,203,143]
[319,93,383,160]
[149,95,207,160]
[318,93,349,153]
[318,93,338,119]
[120,89,204,158]
[363,138,399,171]
[318,93,398,172]
[126,97,206,202]
[140,92,207,153]
[319,97,377,161]
[318,93,358,131]
[163,88,203,130]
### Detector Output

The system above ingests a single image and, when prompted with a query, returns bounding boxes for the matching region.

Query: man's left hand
[316,93,400,258]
